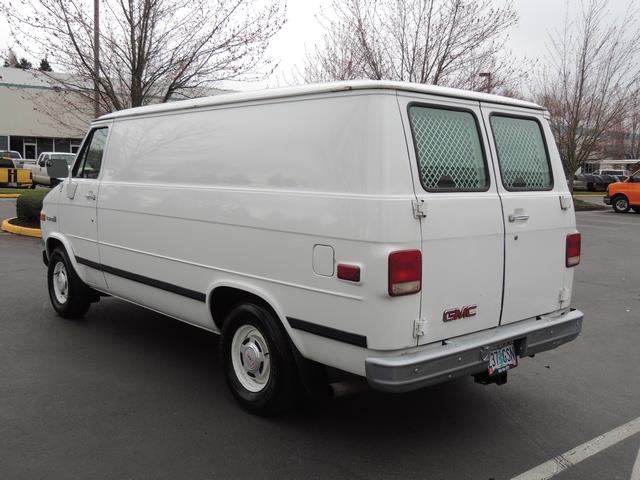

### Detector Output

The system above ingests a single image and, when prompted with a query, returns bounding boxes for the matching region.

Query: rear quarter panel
[96,92,422,369]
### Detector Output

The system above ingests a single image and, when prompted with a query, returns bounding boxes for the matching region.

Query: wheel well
[46,237,64,258]
[611,193,628,200]
[209,286,280,331]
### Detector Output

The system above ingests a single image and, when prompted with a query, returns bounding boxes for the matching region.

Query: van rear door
[397,94,504,345]
[480,105,575,325]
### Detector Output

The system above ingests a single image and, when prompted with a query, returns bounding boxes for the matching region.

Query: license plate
[488,343,518,375]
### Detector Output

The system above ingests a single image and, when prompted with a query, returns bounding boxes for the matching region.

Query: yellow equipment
[0,158,33,188]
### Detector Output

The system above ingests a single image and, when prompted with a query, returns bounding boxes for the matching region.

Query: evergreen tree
[18,57,32,69]
[39,57,52,72]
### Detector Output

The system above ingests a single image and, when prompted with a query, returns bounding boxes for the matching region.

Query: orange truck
[604,168,640,213]
[0,156,34,189]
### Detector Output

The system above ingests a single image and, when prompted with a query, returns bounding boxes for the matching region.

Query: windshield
[50,154,75,164]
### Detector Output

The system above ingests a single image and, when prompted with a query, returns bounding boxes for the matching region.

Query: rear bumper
[365,309,583,392]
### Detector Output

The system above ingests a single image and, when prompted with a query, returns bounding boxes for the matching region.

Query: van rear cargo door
[397,94,505,345]
[480,105,575,325]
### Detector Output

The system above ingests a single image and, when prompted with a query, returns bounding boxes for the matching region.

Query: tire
[221,302,299,416]
[47,247,92,319]
[611,195,630,213]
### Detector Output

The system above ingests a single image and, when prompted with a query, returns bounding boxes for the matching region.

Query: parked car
[30,152,75,186]
[604,168,640,213]
[40,80,583,415]
[576,172,627,191]
[0,156,33,188]
[572,175,588,191]
[0,150,22,161]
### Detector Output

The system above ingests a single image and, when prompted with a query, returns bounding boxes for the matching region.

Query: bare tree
[623,93,640,159]
[303,0,520,91]
[536,0,640,186]
[2,0,285,118]
[2,48,20,67]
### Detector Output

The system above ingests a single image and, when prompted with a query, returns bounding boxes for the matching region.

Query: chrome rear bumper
[365,309,583,392]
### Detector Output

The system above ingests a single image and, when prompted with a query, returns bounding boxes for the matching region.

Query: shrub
[16,189,49,223]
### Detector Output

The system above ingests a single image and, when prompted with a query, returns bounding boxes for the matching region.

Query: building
[0,67,91,159]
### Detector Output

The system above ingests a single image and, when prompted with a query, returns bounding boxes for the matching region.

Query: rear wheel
[47,248,92,319]
[612,195,630,213]
[221,302,298,416]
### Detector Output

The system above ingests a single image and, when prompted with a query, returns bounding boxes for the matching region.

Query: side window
[38,155,47,167]
[490,115,552,191]
[72,128,108,179]
[408,105,489,192]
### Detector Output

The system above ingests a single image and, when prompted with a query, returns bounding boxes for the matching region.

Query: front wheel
[612,195,630,213]
[221,303,299,416]
[47,248,92,319]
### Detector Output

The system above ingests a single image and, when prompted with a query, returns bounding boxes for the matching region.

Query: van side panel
[96,92,421,361]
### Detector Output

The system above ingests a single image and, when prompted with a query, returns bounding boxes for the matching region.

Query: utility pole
[93,0,100,118]
[479,72,492,93]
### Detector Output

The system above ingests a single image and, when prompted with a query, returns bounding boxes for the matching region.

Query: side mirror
[47,160,69,179]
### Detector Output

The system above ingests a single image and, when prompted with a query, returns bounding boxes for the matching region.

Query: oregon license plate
[488,343,518,375]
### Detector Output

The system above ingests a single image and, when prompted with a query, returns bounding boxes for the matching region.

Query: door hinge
[412,199,426,219]
[413,318,426,338]
[559,287,570,305]
[559,195,572,210]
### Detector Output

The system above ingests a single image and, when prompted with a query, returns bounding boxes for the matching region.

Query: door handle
[85,192,96,201]
[508,213,529,222]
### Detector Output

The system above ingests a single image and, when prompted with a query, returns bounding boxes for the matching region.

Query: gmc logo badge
[443,305,477,322]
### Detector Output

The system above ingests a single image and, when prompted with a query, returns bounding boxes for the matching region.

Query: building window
[38,138,54,157]
[54,139,70,153]
[10,137,23,155]
[0,136,7,150]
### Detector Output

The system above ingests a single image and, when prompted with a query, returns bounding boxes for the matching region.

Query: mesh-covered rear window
[409,106,488,191]
[490,116,552,191]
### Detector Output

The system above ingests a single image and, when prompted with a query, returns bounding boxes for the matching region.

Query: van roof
[99,80,543,121]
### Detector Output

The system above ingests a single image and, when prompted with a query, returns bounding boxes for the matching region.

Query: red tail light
[566,233,581,267]
[40,211,46,222]
[388,250,422,296]
[337,263,360,282]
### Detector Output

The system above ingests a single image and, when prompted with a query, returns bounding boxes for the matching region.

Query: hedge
[16,189,50,223]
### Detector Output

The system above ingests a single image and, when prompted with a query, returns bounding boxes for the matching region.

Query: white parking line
[511,416,640,480]
[632,444,640,480]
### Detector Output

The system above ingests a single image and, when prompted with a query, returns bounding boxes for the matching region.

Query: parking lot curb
[0,194,22,198]
[1,218,41,238]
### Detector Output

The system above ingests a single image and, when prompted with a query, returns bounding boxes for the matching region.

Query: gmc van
[40,81,583,415]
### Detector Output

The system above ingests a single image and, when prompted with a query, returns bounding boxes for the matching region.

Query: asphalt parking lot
[1,198,639,480]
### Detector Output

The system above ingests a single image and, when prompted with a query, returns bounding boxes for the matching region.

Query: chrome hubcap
[616,198,628,210]
[52,261,69,304]
[231,325,271,392]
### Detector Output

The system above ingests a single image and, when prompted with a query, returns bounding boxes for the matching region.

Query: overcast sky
[0,0,632,91]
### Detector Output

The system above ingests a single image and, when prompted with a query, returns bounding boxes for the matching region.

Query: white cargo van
[40,81,583,415]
